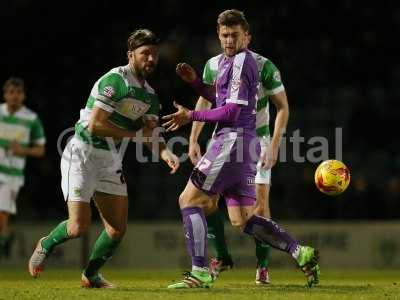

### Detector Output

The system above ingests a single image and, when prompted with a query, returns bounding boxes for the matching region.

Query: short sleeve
[202,60,216,85]
[260,60,285,95]
[30,117,46,145]
[95,73,127,112]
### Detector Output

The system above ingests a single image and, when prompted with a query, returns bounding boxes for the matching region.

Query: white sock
[192,265,208,272]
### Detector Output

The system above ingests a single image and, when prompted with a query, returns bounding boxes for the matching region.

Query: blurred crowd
[1,0,399,220]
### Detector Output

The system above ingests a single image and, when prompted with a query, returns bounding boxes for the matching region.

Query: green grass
[0,269,399,300]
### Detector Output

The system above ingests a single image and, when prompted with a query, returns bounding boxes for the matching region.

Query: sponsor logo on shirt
[144,95,152,104]
[119,98,149,120]
[103,86,115,98]
[0,126,28,142]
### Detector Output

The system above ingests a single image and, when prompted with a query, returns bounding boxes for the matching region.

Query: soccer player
[0,78,46,259]
[189,34,289,284]
[162,9,320,289]
[28,29,180,288]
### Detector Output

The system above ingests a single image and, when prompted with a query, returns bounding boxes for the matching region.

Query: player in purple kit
[162,9,320,289]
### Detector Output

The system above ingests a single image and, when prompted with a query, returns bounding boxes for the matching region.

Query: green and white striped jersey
[0,104,45,188]
[75,64,160,150]
[202,51,285,138]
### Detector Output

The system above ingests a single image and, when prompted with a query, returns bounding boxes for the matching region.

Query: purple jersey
[190,49,261,200]
[214,49,259,133]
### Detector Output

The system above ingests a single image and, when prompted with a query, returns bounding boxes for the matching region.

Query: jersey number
[116,170,125,184]
[197,158,211,172]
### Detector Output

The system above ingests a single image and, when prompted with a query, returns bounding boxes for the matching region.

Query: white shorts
[0,182,19,214]
[60,137,128,202]
[255,140,271,185]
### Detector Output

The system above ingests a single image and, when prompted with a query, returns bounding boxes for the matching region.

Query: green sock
[84,230,121,278]
[0,235,6,256]
[3,233,14,257]
[255,238,271,268]
[206,210,231,260]
[41,220,71,253]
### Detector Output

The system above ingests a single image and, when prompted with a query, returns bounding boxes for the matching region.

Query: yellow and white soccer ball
[314,160,350,196]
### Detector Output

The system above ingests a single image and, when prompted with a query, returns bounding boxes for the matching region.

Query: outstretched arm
[161,101,241,132]
[190,78,216,104]
[191,102,241,123]
[176,63,216,104]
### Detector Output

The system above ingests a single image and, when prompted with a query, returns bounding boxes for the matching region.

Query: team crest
[231,79,241,91]
[73,187,81,197]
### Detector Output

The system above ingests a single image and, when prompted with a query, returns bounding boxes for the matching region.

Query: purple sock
[244,215,299,256]
[181,207,208,268]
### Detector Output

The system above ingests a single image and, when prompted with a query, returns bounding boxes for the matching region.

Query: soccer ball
[314,160,350,196]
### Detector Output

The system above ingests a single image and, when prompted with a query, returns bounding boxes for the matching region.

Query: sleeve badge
[103,86,115,98]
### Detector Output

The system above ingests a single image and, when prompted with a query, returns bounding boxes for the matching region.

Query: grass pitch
[0,269,399,300]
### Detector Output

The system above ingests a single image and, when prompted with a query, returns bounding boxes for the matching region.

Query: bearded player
[28,29,179,288]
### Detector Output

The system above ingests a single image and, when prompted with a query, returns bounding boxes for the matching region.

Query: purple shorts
[224,195,256,206]
[190,131,260,206]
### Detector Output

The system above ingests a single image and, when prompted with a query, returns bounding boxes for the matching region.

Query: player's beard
[131,62,155,80]
[131,51,156,79]
[141,63,155,77]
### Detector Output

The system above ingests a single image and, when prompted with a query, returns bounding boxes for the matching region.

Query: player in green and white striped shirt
[0,78,46,258]
[28,29,180,287]
[189,40,289,284]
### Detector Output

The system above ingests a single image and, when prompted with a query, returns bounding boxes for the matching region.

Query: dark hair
[3,77,25,93]
[217,9,250,32]
[127,29,160,51]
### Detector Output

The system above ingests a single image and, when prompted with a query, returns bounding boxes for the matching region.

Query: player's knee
[67,220,90,238]
[179,191,196,208]
[0,211,9,221]
[178,192,185,208]
[203,200,217,216]
[106,226,126,240]
[253,206,266,217]
[230,218,246,229]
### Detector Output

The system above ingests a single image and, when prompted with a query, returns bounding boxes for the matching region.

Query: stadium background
[1,0,399,270]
